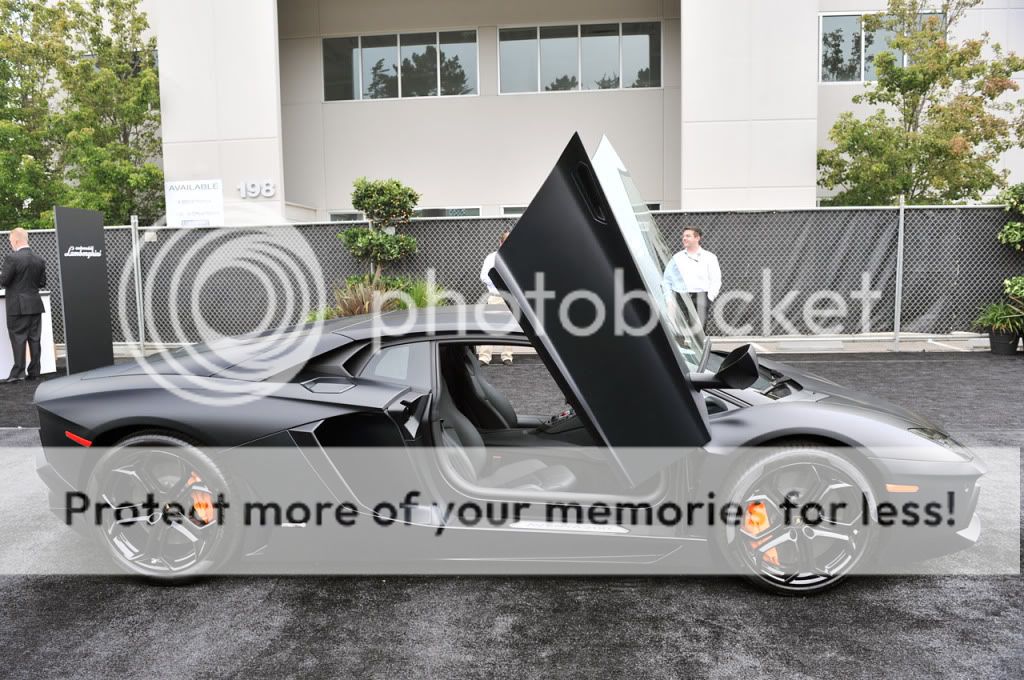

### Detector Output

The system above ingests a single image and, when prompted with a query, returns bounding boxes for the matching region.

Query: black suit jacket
[1,246,47,317]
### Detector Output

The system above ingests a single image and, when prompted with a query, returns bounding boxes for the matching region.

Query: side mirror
[690,344,759,391]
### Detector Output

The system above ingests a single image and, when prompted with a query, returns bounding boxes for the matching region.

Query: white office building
[144,0,1024,225]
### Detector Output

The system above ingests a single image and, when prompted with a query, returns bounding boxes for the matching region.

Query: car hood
[757,356,941,431]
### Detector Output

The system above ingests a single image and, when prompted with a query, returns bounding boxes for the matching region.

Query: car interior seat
[437,376,576,492]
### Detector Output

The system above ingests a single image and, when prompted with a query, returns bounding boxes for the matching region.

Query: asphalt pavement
[0,352,1021,679]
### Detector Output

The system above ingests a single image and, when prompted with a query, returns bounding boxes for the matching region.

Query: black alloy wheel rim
[730,462,870,590]
[96,448,224,574]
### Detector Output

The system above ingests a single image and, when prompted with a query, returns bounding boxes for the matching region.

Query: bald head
[9,228,28,249]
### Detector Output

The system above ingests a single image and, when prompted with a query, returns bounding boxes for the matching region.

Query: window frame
[322,27,481,103]
[818,12,927,84]
[497,19,664,96]
[328,211,366,223]
[411,207,482,218]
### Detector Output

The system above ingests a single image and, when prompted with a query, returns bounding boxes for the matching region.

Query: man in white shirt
[662,226,721,329]
[478,231,514,365]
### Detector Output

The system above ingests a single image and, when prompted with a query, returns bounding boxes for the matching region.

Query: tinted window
[362,34,398,99]
[581,24,619,89]
[499,27,538,93]
[540,25,579,91]
[821,15,862,81]
[622,22,660,87]
[361,343,431,389]
[323,37,359,101]
[400,32,437,97]
[440,30,477,95]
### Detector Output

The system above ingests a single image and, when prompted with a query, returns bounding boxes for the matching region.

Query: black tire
[715,443,878,596]
[86,431,239,579]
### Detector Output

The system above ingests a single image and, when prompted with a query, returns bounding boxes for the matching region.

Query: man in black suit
[2,228,47,382]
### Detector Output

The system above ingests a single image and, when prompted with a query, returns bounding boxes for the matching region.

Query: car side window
[359,343,431,390]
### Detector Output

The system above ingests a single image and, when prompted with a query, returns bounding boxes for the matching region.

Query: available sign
[165,179,225,227]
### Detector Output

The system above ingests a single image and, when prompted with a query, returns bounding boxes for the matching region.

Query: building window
[541,26,579,91]
[622,22,660,88]
[400,32,437,97]
[499,22,661,94]
[413,207,481,217]
[324,31,478,101]
[501,206,527,216]
[820,13,939,82]
[323,37,359,100]
[440,30,478,95]
[499,27,538,93]
[361,34,398,98]
[329,212,365,222]
[581,24,620,89]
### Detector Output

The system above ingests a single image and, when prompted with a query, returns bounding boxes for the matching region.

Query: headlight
[908,428,974,460]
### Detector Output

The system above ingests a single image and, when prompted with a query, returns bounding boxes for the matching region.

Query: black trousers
[7,313,42,378]
[687,292,710,329]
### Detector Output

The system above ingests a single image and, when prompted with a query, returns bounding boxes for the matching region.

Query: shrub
[972,302,1024,333]
[339,177,421,281]
[305,307,338,323]
[338,227,417,281]
[332,280,402,317]
[351,177,420,231]
[997,183,1024,251]
[400,279,449,309]
[1004,276,1024,301]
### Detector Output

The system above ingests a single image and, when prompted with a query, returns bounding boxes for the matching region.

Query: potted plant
[972,302,1022,355]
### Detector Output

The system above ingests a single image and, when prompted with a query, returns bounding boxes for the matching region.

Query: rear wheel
[86,432,238,579]
[716,444,877,595]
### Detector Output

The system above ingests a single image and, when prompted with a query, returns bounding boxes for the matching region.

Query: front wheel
[716,445,878,595]
[86,432,238,579]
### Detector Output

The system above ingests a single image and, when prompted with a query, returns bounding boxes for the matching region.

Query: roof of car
[328,304,524,341]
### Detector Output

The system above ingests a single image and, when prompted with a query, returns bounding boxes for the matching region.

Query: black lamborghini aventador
[33,135,984,594]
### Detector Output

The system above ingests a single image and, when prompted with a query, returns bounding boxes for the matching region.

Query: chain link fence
[4,207,1020,345]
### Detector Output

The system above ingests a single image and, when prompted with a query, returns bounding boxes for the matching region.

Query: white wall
[279,0,679,217]
[154,0,288,225]
[679,1,819,210]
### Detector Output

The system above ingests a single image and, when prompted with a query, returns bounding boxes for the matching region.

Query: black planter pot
[989,329,1021,355]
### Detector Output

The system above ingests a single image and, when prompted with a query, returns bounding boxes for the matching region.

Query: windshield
[591,138,709,371]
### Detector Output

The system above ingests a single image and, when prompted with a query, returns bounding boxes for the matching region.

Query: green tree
[340,177,420,281]
[55,0,163,224]
[0,0,162,228]
[818,0,1024,206]
[0,0,68,227]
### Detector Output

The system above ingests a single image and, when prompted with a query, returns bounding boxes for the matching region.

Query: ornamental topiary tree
[339,177,420,282]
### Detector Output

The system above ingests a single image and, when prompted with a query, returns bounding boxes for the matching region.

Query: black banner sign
[54,206,114,374]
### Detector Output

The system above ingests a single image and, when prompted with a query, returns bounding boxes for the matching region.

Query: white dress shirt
[662,247,722,301]
[479,251,499,294]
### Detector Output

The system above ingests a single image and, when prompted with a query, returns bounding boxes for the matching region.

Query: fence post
[893,196,906,351]
[130,215,145,354]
